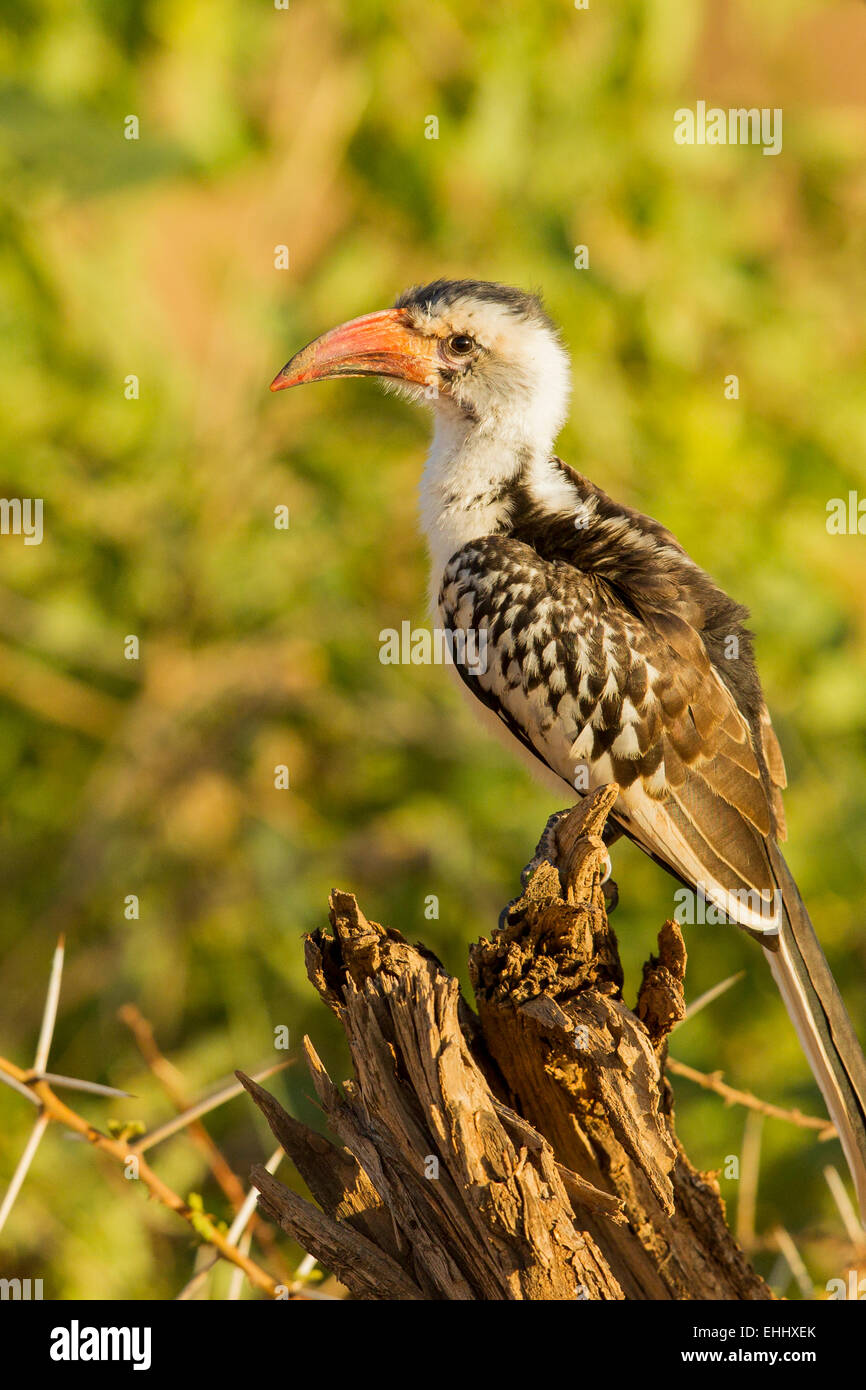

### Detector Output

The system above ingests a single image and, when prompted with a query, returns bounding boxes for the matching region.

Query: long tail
[764,843,866,1222]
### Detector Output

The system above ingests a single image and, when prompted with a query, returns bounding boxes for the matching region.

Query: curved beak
[270,309,439,392]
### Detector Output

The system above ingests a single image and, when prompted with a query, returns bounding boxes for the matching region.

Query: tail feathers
[765,843,866,1224]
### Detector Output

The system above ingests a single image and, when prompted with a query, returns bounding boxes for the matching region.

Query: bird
[271,276,866,1220]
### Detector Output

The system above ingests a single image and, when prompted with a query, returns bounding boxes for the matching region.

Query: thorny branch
[0,938,310,1298]
[0,1049,280,1295]
[119,1003,291,1278]
[665,1057,836,1137]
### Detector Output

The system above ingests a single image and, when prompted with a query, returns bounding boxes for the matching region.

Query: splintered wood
[241,784,772,1300]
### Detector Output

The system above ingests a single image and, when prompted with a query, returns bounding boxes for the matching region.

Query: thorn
[33,936,66,1074]
[0,1113,50,1235]
[33,1073,134,1100]
[138,1060,291,1153]
[679,971,745,1026]
[773,1225,813,1300]
[823,1165,865,1249]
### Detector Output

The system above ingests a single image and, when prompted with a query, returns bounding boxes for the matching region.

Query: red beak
[270,309,439,392]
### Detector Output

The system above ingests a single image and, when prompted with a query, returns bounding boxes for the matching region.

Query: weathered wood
[237,1072,401,1259]
[247,785,772,1300]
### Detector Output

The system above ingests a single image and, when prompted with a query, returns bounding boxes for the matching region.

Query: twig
[680,972,745,1025]
[119,1004,289,1278]
[736,1111,763,1253]
[119,1004,241,1185]
[0,1053,279,1296]
[0,640,120,739]
[823,1165,865,1249]
[175,1147,287,1302]
[230,1147,283,1243]
[226,1231,254,1301]
[773,1225,814,1299]
[137,1061,290,1153]
[175,1257,220,1302]
[667,1057,836,1136]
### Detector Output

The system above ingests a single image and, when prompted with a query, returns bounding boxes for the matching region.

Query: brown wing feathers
[439,475,783,911]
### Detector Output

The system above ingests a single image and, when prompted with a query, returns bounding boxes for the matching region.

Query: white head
[389,279,571,451]
[271,279,574,576]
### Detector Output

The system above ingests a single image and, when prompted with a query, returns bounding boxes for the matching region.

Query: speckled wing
[439,534,782,932]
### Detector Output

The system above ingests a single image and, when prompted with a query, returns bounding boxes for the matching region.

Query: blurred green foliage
[1,0,866,1298]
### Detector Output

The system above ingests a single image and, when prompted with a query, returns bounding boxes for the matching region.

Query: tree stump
[240,784,772,1300]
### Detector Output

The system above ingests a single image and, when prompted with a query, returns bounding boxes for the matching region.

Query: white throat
[419,399,572,603]
[419,411,516,582]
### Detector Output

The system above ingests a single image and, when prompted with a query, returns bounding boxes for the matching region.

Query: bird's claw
[498,897,521,932]
[520,807,573,887]
[499,808,620,929]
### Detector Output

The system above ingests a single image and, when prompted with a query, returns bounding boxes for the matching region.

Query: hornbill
[271,277,866,1219]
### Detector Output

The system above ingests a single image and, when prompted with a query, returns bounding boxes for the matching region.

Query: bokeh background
[2,0,866,1299]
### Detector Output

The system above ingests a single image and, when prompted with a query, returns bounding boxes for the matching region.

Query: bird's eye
[447,333,476,356]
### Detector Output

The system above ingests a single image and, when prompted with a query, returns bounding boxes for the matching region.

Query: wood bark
[241,784,772,1300]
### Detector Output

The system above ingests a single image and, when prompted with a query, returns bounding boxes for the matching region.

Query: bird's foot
[498,807,621,931]
[520,807,574,888]
[497,897,521,932]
